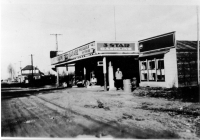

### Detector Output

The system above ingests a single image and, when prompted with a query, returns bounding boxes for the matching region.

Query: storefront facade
[50,32,198,89]
[51,41,139,90]
[138,32,198,88]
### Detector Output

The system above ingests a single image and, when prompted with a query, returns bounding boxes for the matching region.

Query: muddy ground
[1,87,200,139]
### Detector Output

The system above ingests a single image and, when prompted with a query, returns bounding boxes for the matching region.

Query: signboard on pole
[97,61,103,66]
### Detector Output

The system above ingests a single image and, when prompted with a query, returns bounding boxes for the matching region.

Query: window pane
[157,68,165,80]
[156,59,165,81]
[149,70,156,81]
[148,60,156,81]
[149,60,155,69]
[157,73,165,80]
[157,60,164,69]
[140,58,165,82]
[141,61,147,70]
[141,73,147,80]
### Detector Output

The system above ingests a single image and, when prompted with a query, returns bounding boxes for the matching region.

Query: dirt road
[1,88,200,139]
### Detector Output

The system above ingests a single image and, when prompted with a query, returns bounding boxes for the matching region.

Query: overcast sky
[1,0,200,79]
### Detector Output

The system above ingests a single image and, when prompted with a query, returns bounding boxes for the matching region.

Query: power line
[114,6,116,41]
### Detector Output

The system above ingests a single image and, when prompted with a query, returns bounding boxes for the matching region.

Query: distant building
[21,65,44,81]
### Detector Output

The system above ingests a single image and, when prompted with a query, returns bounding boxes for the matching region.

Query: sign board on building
[51,54,65,64]
[139,32,175,53]
[96,42,137,53]
[50,51,57,58]
[51,41,95,65]
[97,61,103,66]
[51,41,139,65]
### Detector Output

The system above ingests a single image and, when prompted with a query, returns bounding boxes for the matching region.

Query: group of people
[86,68,136,90]
[87,68,123,90]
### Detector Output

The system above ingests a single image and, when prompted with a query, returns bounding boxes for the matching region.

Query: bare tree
[7,64,15,80]
[47,71,51,75]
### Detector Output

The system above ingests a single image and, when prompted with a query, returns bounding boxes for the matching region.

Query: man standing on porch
[115,68,123,90]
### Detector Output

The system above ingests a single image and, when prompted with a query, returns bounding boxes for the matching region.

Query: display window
[148,59,156,81]
[140,57,165,82]
[156,59,165,81]
[140,61,147,81]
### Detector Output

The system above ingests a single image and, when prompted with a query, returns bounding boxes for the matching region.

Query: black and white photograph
[1,0,200,139]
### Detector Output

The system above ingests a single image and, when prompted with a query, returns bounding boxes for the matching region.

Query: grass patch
[133,86,199,102]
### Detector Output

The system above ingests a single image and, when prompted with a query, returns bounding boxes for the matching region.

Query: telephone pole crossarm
[50,34,62,52]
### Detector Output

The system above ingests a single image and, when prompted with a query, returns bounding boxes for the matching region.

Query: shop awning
[53,53,139,67]
[139,50,169,58]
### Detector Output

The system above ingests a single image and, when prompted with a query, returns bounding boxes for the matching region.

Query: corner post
[84,67,86,86]
[56,66,59,87]
[108,61,115,90]
[103,57,107,91]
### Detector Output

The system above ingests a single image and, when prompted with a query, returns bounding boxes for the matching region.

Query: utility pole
[19,61,22,74]
[14,63,16,80]
[30,54,34,86]
[19,61,22,83]
[197,6,200,102]
[103,57,107,91]
[50,34,62,87]
[50,34,62,53]
[114,6,116,41]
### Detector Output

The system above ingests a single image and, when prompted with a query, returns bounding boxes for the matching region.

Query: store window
[140,61,147,81]
[148,59,156,81]
[157,59,165,81]
[140,57,165,82]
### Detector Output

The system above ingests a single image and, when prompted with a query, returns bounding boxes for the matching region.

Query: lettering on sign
[68,49,78,58]
[51,42,95,65]
[79,45,89,51]
[57,55,65,62]
[100,47,132,51]
[82,48,94,54]
[64,53,68,60]
[97,43,136,52]
[103,43,130,48]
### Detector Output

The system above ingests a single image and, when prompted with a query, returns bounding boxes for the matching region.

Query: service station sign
[96,42,137,53]
[51,41,138,65]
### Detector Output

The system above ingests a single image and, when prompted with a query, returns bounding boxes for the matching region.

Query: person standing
[115,68,123,90]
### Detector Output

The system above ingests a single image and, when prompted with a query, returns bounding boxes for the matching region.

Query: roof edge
[139,31,176,43]
[58,41,96,56]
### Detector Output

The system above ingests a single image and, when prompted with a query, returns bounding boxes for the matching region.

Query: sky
[1,0,200,79]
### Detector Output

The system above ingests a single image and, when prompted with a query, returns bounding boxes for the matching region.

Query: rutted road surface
[1,88,199,139]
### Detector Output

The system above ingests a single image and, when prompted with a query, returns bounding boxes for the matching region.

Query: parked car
[68,76,85,87]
